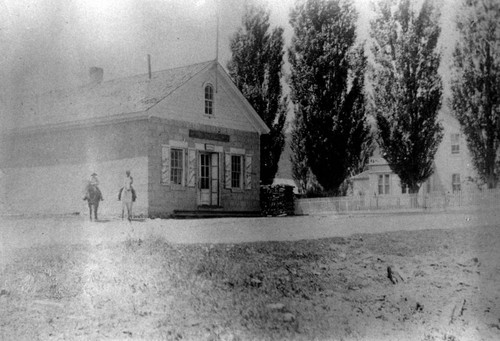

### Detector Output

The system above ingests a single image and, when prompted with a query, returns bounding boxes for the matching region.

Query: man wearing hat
[90,173,99,187]
[83,172,103,221]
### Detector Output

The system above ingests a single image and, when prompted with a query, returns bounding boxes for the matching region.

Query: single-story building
[0,60,269,217]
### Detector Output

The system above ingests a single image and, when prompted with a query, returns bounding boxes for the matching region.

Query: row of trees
[227,6,288,185]
[288,0,372,195]
[451,0,500,189]
[228,0,500,194]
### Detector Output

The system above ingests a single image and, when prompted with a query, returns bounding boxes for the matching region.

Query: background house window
[451,133,460,154]
[452,173,461,192]
[231,155,242,188]
[205,85,214,115]
[170,148,184,185]
[378,174,390,195]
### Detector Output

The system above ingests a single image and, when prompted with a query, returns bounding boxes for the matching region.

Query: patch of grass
[1,226,499,340]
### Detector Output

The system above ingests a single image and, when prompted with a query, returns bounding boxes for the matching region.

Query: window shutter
[245,154,252,190]
[225,153,231,189]
[161,145,170,185]
[187,149,196,187]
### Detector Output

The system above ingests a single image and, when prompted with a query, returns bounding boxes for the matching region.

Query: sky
[0,0,459,111]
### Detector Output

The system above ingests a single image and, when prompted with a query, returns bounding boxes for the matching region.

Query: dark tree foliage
[288,0,372,194]
[370,0,443,193]
[451,0,500,189]
[290,111,310,194]
[227,4,287,185]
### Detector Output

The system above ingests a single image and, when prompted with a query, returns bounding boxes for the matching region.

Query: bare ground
[0,213,499,340]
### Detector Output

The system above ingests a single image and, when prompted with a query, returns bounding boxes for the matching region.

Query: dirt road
[1,209,499,250]
[1,208,498,268]
[1,209,499,340]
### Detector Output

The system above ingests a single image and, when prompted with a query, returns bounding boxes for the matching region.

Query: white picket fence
[295,189,500,215]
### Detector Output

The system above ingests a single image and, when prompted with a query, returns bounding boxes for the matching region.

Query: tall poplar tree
[227,4,287,185]
[290,111,310,194]
[451,0,500,189]
[370,0,443,193]
[288,0,372,194]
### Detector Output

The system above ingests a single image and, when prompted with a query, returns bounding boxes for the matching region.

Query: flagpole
[215,0,219,93]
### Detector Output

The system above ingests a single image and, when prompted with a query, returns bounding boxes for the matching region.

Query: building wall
[147,117,261,216]
[351,176,369,196]
[151,64,261,133]
[0,120,150,216]
[433,114,477,193]
[359,162,469,197]
[144,64,265,216]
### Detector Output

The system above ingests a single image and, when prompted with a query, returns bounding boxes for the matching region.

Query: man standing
[120,170,135,222]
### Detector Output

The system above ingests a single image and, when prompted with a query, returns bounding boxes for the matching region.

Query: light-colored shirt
[123,175,133,190]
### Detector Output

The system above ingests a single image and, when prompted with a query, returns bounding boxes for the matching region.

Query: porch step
[172,210,262,219]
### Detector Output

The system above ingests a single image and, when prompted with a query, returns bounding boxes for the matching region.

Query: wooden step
[172,210,262,219]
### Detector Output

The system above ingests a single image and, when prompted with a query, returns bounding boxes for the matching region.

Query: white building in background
[351,110,478,196]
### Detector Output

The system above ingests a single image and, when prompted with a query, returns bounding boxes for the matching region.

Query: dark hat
[91,173,98,176]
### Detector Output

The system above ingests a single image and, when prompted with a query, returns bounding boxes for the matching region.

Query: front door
[198,152,219,206]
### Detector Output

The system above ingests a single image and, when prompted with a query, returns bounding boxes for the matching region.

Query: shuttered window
[225,152,252,190]
[161,145,170,185]
[225,153,231,189]
[231,155,242,189]
[161,144,187,186]
[187,149,196,187]
[170,149,184,185]
[245,155,252,189]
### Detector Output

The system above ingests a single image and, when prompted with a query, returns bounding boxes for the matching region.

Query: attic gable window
[204,84,214,115]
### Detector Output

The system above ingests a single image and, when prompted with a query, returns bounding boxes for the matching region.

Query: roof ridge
[31,60,216,98]
[104,59,215,85]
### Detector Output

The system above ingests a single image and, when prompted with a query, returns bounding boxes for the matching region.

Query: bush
[260,185,295,216]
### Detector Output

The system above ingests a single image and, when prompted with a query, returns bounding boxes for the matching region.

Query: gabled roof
[9,61,215,130]
[214,64,269,134]
[351,170,370,180]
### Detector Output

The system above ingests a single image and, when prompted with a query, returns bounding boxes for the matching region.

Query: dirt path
[1,209,498,253]
[1,210,499,340]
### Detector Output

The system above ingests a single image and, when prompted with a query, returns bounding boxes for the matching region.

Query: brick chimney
[89,67,104,85]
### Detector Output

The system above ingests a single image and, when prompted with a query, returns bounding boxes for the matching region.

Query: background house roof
[8,61,214,130]
[351,170,370,180]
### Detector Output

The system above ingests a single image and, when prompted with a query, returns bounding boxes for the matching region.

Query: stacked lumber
[260,185,295,216]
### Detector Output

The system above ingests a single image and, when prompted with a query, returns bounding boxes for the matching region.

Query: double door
[198,152,219,206]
